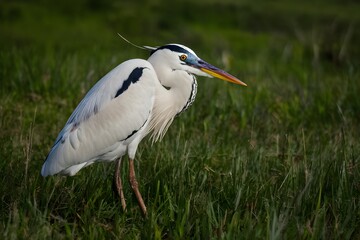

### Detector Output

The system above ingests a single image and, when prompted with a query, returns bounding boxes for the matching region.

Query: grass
[1,0,360,239]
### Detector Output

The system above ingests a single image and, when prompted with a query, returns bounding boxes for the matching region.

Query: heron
[41,40,246,216]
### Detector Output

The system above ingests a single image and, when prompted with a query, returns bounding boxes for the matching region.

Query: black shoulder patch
[115,67,147,98]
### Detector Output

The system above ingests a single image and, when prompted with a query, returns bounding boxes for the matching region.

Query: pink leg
[115,158,127,212]
[129,158,147,216]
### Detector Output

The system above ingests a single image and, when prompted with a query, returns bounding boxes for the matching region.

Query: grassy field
[1,0,360,239]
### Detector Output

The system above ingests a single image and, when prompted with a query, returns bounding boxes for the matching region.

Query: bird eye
[179,54,187,61]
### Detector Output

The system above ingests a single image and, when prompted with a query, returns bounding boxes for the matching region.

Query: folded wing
[41,59,157,176]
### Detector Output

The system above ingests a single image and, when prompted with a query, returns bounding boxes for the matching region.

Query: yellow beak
[196,58,246,86]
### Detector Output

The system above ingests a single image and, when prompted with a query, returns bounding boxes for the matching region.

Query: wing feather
[42,59,157,176]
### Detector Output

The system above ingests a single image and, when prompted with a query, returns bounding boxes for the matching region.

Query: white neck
[147,63,197,142]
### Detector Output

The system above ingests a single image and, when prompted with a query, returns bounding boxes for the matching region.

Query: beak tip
[199,63,246,86]
[233,79,247,86]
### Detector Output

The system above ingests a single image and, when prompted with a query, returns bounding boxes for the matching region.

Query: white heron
[41,41,246,216]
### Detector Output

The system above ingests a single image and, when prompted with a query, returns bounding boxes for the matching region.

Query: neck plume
[147,70,197,142]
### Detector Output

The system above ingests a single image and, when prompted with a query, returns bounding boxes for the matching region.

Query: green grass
[1,0,360,239]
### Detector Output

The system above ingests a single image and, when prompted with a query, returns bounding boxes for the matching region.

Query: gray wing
[41,59,157,176]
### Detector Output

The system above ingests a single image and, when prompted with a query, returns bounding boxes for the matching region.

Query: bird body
[41,43,246,215]
[41,59,157,176]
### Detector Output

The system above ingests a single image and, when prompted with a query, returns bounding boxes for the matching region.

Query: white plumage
[41,43,246,215]
[41,59,156,176]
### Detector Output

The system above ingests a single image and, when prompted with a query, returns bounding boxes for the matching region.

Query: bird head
[147,44,247,86]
